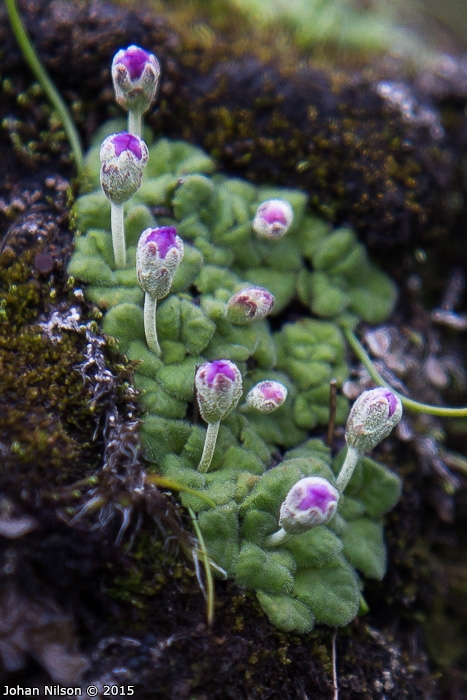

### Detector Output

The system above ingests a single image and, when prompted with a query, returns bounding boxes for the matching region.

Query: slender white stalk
[332,629,339,700]
[110,201,126,269]
[265,527,292,547]
[336,445,361,492]
[144,293,160,355]
[128,109,142,138]
[197,421,220,473]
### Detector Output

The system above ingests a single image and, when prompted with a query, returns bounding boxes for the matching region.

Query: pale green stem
[336,445,360,492]
[5,0,84,175]
[197,421,220,473]
[110,202,126,269]
[344,328,467,417]
[144,294,160,355]
[188,507,215,626]
[128,109,142,138]
[145,475,217,508]
[265,528,293,547]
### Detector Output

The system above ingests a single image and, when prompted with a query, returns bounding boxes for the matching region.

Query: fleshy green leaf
[294,557,360,626]
[341,518,387,580]
[235,542,294,594]
[285,526,343,568]
[198,506,240,573]
[256,592,315,633]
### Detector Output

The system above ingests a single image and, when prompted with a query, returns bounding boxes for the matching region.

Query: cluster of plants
[66,45,405,633]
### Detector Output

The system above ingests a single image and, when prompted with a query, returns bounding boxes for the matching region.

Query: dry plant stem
[188,507,215,626]
[144,293,160,355]
[336,445,360,492]
[265,527,293,547]
[128,110,142,138]
[111,202,126,268]
[197,421,221,473]
[332,629,339,700]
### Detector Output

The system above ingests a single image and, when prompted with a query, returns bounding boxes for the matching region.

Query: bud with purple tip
[246,380,287,413]
[100,132,149,269]
[196,360,243,425]
[266,476,340,546]
[336,388,403,492]
[253,199,294,239]
[137,227,184,299]
[136,227,184,355]
[227,286,275,324]
[345,388,403,453]
[196,360,243,472]
[112,45,161,135]
[100,132,148,204]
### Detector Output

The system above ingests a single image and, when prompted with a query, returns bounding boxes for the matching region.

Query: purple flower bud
[195,360,243,424]
[279,477,339,534]
[253,199,294,239]
[345,388,403,452]
[112,45,161,113]
[136,226,184,299]
[100,132,148,204]
[246,380,287,413]
[227,286,275,324]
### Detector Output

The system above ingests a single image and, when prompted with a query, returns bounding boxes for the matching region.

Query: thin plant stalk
[197,421,220,473]
[128,109,142,138]
[335,445,360,492]
[145,475,217,509]
[143,294,160,355]
[5,0,84,175]
[188,507,215,626]
[344,328,467,417]
[110,202,126,269]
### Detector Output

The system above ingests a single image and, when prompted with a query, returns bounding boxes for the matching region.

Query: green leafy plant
[13,15,458,629]
[68,105,404,630]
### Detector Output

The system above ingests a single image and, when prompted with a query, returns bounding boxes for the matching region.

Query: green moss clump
[68,126,401,632]
[0,242,98,495]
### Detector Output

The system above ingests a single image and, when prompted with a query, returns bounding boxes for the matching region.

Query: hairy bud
[345,388,403,452]
[112,45,161,114]
[100,132,148,204]
[136,226,184,299]
[195,360,243,424]
[246,381,287,413]
[279,477,339,534]
[227,286,275,324]
[253,199,294,239]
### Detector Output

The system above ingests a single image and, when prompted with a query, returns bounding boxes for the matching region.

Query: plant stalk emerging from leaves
[136,226,184,354]
[195,360,243,473]
[336,387,403,492]
[100,132,149,268]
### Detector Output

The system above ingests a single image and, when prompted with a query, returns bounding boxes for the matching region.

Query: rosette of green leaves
[181,438,401,633]
[68,122,402,633]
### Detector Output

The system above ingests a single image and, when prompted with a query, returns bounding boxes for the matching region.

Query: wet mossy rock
[69,128,402,632]
[2,0,467,250]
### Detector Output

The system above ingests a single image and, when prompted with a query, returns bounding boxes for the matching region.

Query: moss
[0,241,97,496]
